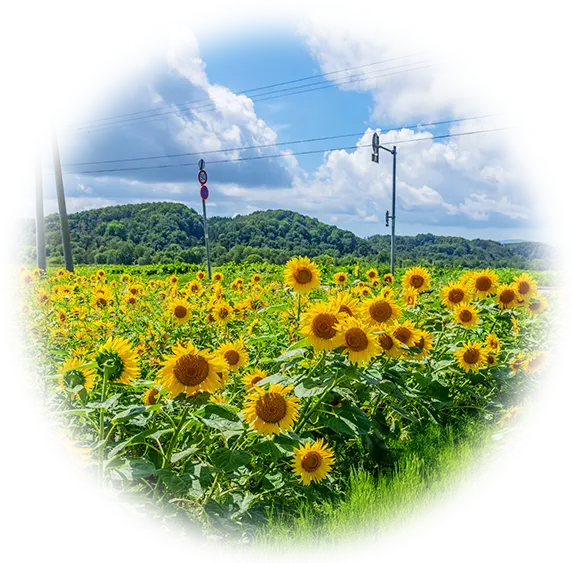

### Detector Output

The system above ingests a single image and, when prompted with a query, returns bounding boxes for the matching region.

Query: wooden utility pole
[51,130,74,273]
[35,143,46,270]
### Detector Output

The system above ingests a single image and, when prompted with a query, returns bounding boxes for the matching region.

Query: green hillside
[17,201,554,269]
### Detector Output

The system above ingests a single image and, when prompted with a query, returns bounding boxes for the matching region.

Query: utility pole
[52,130,74,273]
[197,159,212,279]
[35,142,46,270]
[372,132,398,275]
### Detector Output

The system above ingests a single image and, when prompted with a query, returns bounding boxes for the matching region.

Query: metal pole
[390,146,397,275]
[201,198,212,279]
[35,143,46,270]
[52,130,74,273]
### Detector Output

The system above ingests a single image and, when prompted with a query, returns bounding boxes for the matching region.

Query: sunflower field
[19,259,553,541]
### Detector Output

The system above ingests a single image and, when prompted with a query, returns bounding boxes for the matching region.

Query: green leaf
[157,462,213,498]
[114,458,156,480]
[204,500,243,533]
[87,393,121,409]
[432,359,456,371]
[211,448,251,473]
[197,404,244,433]
[262,472,285,491]
[294,377,328,397]
[275,348,308,362]
[112,406,147,423]
[426,380,450,401]
[171,446,198,463]
[388,402,419,423]
[324,404,371,436]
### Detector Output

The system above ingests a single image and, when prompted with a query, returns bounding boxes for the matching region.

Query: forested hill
[17,202,554,269]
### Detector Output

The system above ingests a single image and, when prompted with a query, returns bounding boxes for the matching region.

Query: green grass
[248,417,504,550]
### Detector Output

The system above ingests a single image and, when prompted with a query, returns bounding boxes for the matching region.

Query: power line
[57,126,515,176]
[74,51,430,127]
[73,61,438,134]
[60,114,502,168]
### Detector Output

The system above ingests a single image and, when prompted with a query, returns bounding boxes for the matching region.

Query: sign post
[197,162,212,279]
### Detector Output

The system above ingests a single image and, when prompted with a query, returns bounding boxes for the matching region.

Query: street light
[372,132,397,275]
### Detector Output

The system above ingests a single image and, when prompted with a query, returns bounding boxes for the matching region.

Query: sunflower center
[338,275,346,282]
[369,301,393,323]
[415,336,425,349]
[130,288,138,295]
[345,328,369,352]
[500,289,515,304]
[459,310,473,322]
[301,451,323,473]
[410,275,424,288]
[311,313,338,339]
[251,376,264,386]
[475,276,492,292]
[394,327,412,344]
[128,297,136,304]
[463,348,480,364]
[294,267,312,284]
[173,354,209,387]
[255,393,287,423]
[218,308,229,319]
[449,288,465,303]
[224,350,240,366]
[97,297,108,307]
[517,281,530,295]
[486,355,495,365]
[378,334,394,351]
[367,271,376,279]
[339,305,353,316]
[174,305,188,319]
[529,302,541,312]
[529,353,546,369]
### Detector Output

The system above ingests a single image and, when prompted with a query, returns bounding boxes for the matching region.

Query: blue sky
[36,25,544,243]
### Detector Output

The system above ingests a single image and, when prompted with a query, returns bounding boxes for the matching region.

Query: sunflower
[96,336,140,385]
[383,273,394,284]
[467,269,499,298]
[93,286,113,308]
[509,354,527,374]
[402,287,418,308]
[526,294,548,316]
[496,284,518,309]
[485,333,501,354]
[453,303,480,328]
[218,340,249,371]
[358,286,372,298]
[242,383,300,435]
[329,292,360,318]
[413,330,434,359]
[158,341,227,398]
[242,369,267,389]
[59,357,97,397]
[333,316,381,366]
[212,301,233,324]
[39,432,92,475]
[485,353,497,367]
[300,302,342,352]
[361,294,402,326]
[333,271,348,285]
[168,275,179,285]
[558,286,574,309]
[96,269,106,279]
[524,351,550,374]
[167,297,193,324]
[187,280,203,296]
[196,271,206,281]
[127,283,144,296]
[284,257,321,294]
[511,316,520,335]
[371,279,381,288]
[440,282,471,309]
[389,319,423,348]
[143,387,161,406]
[513,273,538,301]
[251,273,262,284]
[119,273,131,283]
[454,341,487,373]
[365,268,379,280]
[377,330,403,359]
[212,271,224,282]
[292,438,335,485]
[402,266,431,293]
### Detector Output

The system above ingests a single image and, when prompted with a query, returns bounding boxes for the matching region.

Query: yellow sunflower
[361,294,402,326]
[242,384,300,435]
[402,287,419,308]
[96,336,140,385]
[558,286,574,309]
[383,273,394,284]
[284,257,321,294]
[167,297,193,324]
[333,316,381,366]
[365,268,379,280]
[251,273,262,284]
[524,351,550,374]
[196,271,206,281]
[453,303,480,328]
[509,354,527,374]
[496,284,518,309]
[377,330,403,359]
[485,353,497,368]
[402,266,431,293]
[143,387,161,406]
[158,341,227,398]
[485,333,501,354]
[440,282,471,309]
[333,271,348,285]
[329,292,361,318]
[292,438,335,485]
[300,302,342,352]
[467,269,499,298]
[212,271,224,282]
[218,340,249,371]
[242,369,267,389]
[212,300,233,324]
[454,341,487,373]
[59,357,97,397]
[526,294,548,316]
[39,432,92,475]
[389,320,423,348]
[413,330,434,359]
[187,280,203,296]
[513,273,538,301]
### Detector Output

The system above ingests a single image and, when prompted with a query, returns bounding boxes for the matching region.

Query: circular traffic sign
[198,170,208,184]
[200,185,209,200]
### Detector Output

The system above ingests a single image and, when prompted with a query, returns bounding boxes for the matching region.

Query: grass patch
[249,417,502,549]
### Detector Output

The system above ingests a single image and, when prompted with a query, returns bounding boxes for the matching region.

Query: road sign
[200,185,209,200]
[198,158,206,170]
[198,170,208,184]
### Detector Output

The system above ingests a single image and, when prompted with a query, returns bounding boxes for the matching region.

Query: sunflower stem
[296,293,301,326]
[97,367,109,487]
